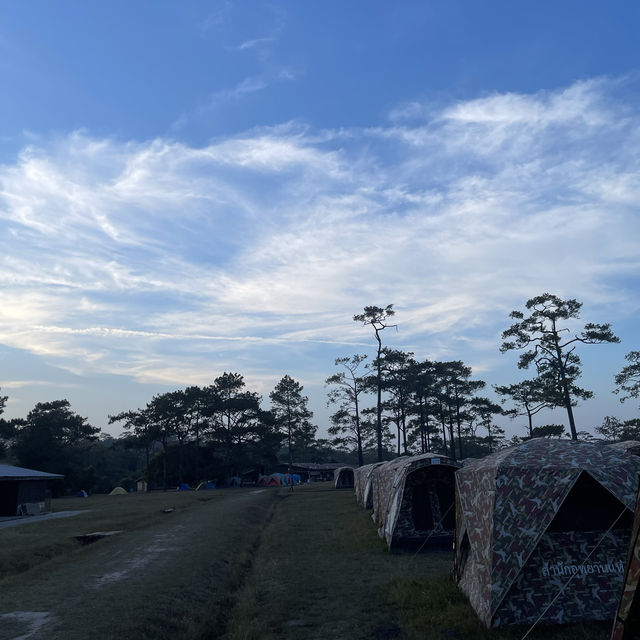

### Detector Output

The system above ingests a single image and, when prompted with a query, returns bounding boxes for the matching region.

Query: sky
[0,1,639,441]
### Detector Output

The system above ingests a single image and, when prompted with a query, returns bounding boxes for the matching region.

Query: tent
[454,438,640,628]
[608,441,640,456]
[257,473,284,487]
[195,481,216,491]
[334,466,355,489]
[612,484,640,640]
[109,486,128,495]
[354,463,383,508]
[370,453,459,548]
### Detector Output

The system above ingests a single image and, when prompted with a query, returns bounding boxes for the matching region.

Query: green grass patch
[221,483,611,640]
[385,575,609,639]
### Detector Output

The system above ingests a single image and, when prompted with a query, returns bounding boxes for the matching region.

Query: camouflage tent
[370,453,459,549]
[354,462,383,508]
[454,438,640,628]
[612,485,640,640]
[334,466,355,489]
[608,441,640,456]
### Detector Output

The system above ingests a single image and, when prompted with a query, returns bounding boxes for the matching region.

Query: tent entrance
[548,471,633,532]
[407,466,456,534]
[336,468,354,488]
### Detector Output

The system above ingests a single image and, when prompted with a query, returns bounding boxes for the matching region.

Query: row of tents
[257,472,302,487]
[334,439,640,633]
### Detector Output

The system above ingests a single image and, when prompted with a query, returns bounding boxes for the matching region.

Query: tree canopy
[615,351,640,407]
[500,293,619,440]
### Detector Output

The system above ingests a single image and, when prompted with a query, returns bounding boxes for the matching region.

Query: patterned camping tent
[354,462,383,508]
[611,485,640,640]
[608,441,640,457]
[370,453,459,548]
[334,466,355,489]
[454,438,640,628]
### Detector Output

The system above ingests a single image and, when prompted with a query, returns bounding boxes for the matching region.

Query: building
[0,464,64,516]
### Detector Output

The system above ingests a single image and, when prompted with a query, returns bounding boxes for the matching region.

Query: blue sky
[0,1,639,439]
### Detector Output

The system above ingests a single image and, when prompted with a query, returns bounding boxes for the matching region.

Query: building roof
[0,464,64,480]
[288,462,344,471]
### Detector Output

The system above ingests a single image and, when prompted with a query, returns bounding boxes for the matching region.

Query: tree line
[328,294,638,463]
[0,374,321,493]
[0,292,638,493]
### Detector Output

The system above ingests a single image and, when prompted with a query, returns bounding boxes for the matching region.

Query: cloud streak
[0,76,638,429]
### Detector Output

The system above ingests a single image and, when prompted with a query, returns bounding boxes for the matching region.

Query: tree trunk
[553,331,578,440]
[447,411,456,461]
[354,387,363,467]
[418,396,427,454]
[375,331,383,462]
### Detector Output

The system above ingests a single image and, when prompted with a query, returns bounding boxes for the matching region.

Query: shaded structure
[371,453,459,549]
[277,462,342,482]
[454,439,640,628]
[334,466,355,489]
[0,464,63,516]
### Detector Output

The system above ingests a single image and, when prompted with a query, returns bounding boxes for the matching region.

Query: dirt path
[0,489,278,640]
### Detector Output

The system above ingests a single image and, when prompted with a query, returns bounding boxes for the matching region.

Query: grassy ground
[219,484,610,640]
[0,484,611,639]
[0,488,279,640]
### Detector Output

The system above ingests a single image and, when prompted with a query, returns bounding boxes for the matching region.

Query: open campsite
[0,484,610,640]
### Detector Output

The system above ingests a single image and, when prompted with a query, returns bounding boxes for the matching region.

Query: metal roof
[0,464,64,480]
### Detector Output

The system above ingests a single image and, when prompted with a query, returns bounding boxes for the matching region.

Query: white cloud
[0,76,638,406]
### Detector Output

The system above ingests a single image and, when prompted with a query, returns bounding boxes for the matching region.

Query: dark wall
[0,481,19,516]
[0,480,48,516]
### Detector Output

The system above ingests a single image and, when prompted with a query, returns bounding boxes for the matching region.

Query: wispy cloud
[1,76,638,408]
[176,4,295,131]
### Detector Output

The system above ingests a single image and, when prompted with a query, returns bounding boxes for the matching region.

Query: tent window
[547,471,633,533]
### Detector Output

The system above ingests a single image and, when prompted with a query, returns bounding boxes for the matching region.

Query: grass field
[0,484,611,639]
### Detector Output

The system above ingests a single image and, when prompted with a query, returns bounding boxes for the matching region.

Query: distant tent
[267,473,284,487]
[612,484,640,639]
[229,476,242,487]
[109,487,127,496]
[354,462,384,509]
[195,481,216,491]
[333,466,355,489]
[178,483,190,491]
[371,453,459,548]
[455,438,640,628]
